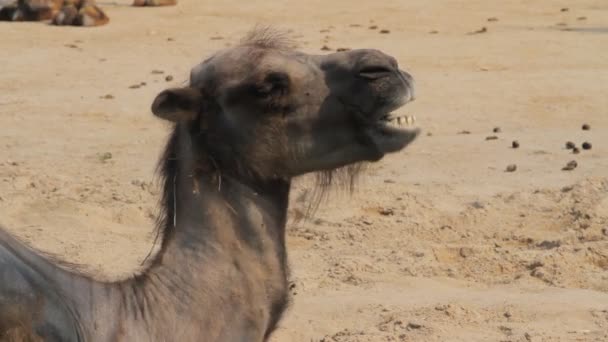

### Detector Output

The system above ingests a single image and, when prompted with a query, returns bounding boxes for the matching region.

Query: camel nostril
[357,65,394,80]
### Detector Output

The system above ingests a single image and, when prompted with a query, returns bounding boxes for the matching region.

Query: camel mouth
[365,102,420,154]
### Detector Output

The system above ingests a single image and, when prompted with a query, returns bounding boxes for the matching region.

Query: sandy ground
[1,0,608,341]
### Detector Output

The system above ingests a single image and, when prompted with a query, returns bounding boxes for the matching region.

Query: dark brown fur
[0,0,174,26]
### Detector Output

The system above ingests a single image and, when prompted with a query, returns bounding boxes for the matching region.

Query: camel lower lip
[366,121,420,153]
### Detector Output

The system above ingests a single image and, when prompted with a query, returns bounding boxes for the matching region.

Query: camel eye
[254,72,289,98]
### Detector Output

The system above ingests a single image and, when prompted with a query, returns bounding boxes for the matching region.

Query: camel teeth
[407,115,416,126]
[385,114,417,128]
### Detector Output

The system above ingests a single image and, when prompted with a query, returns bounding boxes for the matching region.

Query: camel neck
[161,173,291,261]
[120,167,292,326]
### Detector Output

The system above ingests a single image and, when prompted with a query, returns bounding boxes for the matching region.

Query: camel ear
[152,87,203,122]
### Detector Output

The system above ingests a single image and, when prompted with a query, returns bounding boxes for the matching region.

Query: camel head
[152,30,418,180]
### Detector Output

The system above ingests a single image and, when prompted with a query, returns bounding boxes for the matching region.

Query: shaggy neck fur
[110,123,291,340]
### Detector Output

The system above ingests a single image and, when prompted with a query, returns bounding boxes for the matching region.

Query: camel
[0,29,419,341]
[0,0,175,26]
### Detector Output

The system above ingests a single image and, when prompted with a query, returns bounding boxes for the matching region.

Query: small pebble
[486,135,498,140]
[151,70,164,74]
[468,27,487,35]
[129,84,141,89]
[565,141,575,149]
[487,17,499,22]
[336,48,350,52]
[378,208,394,216]
[506,164,517,172]
[320,45,331,51]
[379,29,390,34]
[458,130,471,135]
[582,142,592,150]
[582,123,590,130]
[98,152,113,162]
[369,25,378,30]
[428,30,439,34]
[407,322,422,330]
[504,311,512,318]
[101,94,114,99]
[577,16,587,21]
[493,127,502,133]
[512,140,520,148]
[560,7,569,12]
[165,75,174,82]
[562,160,577,171]
[572,147,580,154]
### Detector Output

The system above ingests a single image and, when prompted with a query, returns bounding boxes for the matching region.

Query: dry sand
[1,0,607,341]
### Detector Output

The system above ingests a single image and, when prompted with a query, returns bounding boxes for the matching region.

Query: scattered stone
[504,311,512,318]
[210,36,224,40]
[65,44,79,49]
[470,201,485,209]
[320,45,331,51]
[379,29,390,34]
[486,135,499,140]
[537,240,561,249]
[407,322,423,330]
[577,16,587,21]
[601,228,608,237]
[349,24,361,27]
[560,7,569,12]
[165,75,174,82]
[101,94,114,100]
[582,142,592,150]
[369,25,378,30]
[151,70,164,74]
[426,132,433,136]
[572,147,580,154]
[505,164,517,172]
[527,261,544,270]
[565,141,576,149]
[512,141,520,149]
[98,152,113,162]
[458,130,471,134]
[435,304,449,311]
[167,37,175,41]
[129,84,141,89]
[140,82,146,86]
[562,160,578,171]
[582,123,590,130]
[468,27,488,35]
[487,17,499,22]
[336,47,351,52]
[499,325,513,336]
[459,247,473,258]
[429,30,439,34]
[493,127,502,133]
[378,208,394,216]
[525,332,533,341]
